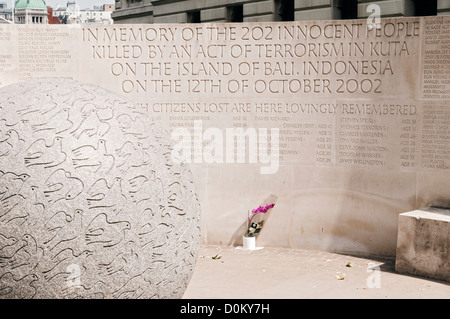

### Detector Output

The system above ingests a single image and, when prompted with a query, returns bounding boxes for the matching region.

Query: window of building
[227,5,243,22]
[413,0,437,16]
[337,0,358,19]
[187,10,201,23]
[274,0,294,21]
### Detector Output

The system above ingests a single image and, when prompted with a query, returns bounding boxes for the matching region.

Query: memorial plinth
[0,16,449,257]
[395,207,449,282]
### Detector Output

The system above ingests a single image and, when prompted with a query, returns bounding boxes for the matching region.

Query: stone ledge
[395,207,450,282]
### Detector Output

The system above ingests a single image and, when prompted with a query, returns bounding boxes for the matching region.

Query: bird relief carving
[0,79,201,299]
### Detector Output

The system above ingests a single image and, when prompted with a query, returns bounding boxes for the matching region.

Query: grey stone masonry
[112,0,450,24]
[395,207,449,282]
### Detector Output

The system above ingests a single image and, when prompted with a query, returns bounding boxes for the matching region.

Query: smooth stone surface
[395,207,450,282]
[184,245,450,299]
[0,79,201,298]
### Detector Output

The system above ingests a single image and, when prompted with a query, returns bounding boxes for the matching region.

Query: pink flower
[249,203,275,218]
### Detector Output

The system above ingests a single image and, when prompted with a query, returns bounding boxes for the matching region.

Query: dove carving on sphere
[20,102,59,125]
[117,113,150,140]
[0,236,27,268]
[111,267,155,299]
[71,139,115,174]
[0,194,25,222]
[16,234,43,272]
[0,272,38,299]
[41,249,92,283]
[0,129,25,158]
[85,212,131,248]
[62,280,107,299]
[87,177,126,211]
[31,108,73,134]
[15,93,44,116]
[0,171,29,200]
[123,172,164,205]
[4,234,42,271]
[43,209,84,253]
[115,141,151,172]
[11,185,46,229]
[43,169,84,205]
[0,178,43,225]
[121,175,148,201]
[70,109,110,139]
[97,241,139,276]
[0,197,29,226]
[139,222,173,253]
[24,136,67,168]
[0,234,18,251]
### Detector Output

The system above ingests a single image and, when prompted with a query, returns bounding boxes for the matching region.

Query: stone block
[154,12,187,23]
[243,13,274,22]
[438,0,450,15]
[395,207,450,282]
[294,7,334,20]
[201,7,226,22]
[244,0,274,17]
[295,0,332,10]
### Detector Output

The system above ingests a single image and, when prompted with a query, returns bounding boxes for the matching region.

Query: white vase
[243,236,256,250]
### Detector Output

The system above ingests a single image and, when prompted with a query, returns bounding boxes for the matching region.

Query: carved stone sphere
[0,79,201,299]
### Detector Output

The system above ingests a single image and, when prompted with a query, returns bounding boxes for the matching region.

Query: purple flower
[249,203,275,218]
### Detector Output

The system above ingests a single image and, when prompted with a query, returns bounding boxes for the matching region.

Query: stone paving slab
[183,245,450,299]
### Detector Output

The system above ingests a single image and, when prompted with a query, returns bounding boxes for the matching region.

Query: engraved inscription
[422,16,450,100]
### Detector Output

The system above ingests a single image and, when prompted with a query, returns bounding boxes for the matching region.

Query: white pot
[243,236,256,250]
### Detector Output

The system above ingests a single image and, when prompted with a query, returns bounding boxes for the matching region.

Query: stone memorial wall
[1,16,449,256]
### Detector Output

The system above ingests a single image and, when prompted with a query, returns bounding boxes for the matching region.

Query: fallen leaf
[336,275,345,280]
[346,262,352,267]
[212,254,222,260]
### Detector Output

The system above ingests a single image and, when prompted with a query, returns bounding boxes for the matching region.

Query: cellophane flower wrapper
[245,203,275,237]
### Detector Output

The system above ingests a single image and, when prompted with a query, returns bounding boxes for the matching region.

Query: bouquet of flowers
[245,203,275,237]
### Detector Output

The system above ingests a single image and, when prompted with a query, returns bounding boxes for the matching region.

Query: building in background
[0,2,13,23]
[54,1,114,24]
[14,0,49,24]
[54,1,80,23]
[79,4,114,24]
[47,6,61,23]
[112,0,450,24]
